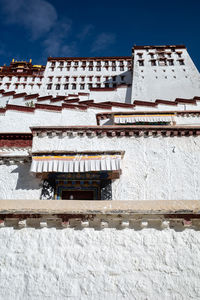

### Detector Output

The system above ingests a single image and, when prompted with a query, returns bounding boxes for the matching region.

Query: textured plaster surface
[132,48,200,102]
[33,135,200,200]
[0,163,41,200]
[0,227,200,300]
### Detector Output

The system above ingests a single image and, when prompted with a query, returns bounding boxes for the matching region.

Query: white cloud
[91,33,116,53]
[0,0,57,39]
[43,19,78,57]
[77,24,94,41]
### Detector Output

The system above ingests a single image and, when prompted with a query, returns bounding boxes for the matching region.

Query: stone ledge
[0,200,200,215]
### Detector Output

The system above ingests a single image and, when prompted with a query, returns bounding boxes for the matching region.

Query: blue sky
[0,0,199,70]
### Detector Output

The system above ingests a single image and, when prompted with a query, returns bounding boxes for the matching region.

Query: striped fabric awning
[114,114,173,124]
[30,154,122,173]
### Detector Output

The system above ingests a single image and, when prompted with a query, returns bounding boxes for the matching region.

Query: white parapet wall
[0,200,200,300]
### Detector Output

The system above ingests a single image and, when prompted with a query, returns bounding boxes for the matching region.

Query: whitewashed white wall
[0,163,41,200]
[132,48,200,102]
[31,135,200,200]
[0,226,199,300]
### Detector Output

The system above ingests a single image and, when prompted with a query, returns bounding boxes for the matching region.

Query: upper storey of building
[44,56,132,96]
[131,45,200,102]
[0,45,199,104]
[0,59,45,76]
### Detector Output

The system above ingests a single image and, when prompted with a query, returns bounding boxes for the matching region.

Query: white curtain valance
[30,154,122,173]
[114,114,172,124]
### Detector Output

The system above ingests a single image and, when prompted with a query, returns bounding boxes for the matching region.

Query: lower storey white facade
[0,225,199,300]
[1,134,200,200]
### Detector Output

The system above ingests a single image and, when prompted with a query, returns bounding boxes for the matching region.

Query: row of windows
[1,83,42,89]
[138,59,185,66]
[49,75,126,83]
[47,83,119,90]
[50,61,131,67]
[0,77,42,82]
[49,66,127,72]
[137,52,183,58]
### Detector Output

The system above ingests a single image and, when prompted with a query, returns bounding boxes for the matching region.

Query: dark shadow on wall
[11,163,41,190]
[102,70,132,104]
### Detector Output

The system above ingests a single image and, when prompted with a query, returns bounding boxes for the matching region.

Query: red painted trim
[133,101,157,107]
[90,88,115,91]
[78,92,90,96]
[6,104,35,112]
[0,133,32,148]
[2,91,16,96]
[101,101,134,108]
[155,99,178,106]
[64,99,80,103]
[25,94,39,100]
[175,98,196,104]
[0,108,6,113]
[13,93,27,99]
[62,103,87,111]
[35,104,62,111]
[37,95,53,101]
[84,103,112,109]
[51,96,66,102]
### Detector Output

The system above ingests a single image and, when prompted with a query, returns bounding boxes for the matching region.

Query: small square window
[89,67,93,71]
[80,84,85,90]
[138,60,144,66]
[64,84,69,90]
[72,83,76,90]
[112,67,116,71]
[56,84,60,90]
[112,76,116,81]
[47,84,52,90]
[120,66,124,71]
[168,59,174,66]
[151,60,156,66]
[97,67,101,71]
[179,60,185,65]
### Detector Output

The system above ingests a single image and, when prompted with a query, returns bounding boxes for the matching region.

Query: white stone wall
[0,163,41,199]
[131,47,200,102]
[32,135,200,200]
[0,108,102,132]
[0,226,199,300]
[43,59,132,96]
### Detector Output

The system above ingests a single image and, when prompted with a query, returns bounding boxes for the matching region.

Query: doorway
[62,190,94,200]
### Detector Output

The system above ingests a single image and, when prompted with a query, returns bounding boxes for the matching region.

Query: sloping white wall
[0,226,199,300]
